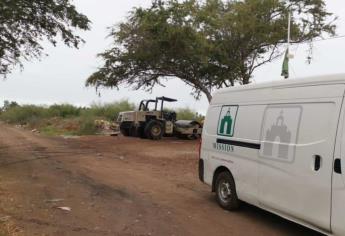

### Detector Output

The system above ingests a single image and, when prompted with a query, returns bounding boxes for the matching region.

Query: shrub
[176,108,205,122]
[77,116,98,135]
[0,100,205,135]
[47,104,81,118]
[0,105,47,124]
[84,100,135,120]
[2,100,19,112]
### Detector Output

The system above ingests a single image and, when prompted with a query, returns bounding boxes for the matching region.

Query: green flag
[281,48,289,79]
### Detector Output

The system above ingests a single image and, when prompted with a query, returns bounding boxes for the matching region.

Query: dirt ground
[0,122,322,236]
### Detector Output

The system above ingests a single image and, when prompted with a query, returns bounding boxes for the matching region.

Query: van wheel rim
[219,180,231,202]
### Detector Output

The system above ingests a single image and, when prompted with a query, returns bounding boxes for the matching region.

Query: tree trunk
[191,78,213,103]
[242,74,250,85]
[204,90,212,103]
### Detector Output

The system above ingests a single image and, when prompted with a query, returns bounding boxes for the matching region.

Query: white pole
[286,11,291,79]
[287,11,291,46]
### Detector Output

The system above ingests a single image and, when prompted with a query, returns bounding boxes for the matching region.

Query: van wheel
[145,120,163,140]
[215,171,240,210]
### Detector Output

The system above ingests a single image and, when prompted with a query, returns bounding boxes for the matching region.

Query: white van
[199,74,345,235]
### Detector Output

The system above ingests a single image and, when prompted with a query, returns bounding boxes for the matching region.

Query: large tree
[0,0,90,77]
[87,0,336,102]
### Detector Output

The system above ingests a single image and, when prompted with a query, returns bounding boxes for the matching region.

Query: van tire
[215,171,240,210]
[145,120,163,140]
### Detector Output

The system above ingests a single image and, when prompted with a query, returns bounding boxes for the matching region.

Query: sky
[1,0,345,114]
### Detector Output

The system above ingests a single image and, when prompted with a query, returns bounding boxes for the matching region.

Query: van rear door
[258,92,343,231]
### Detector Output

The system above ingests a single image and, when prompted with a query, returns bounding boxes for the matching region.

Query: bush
[77,116,98,135]
[2,100,19,112]
[0,105,47,124]
[0,101,134,125]
[176,108,204,122]
[47,104,81,118]
[84,100,135,120]
[0,100,205,135]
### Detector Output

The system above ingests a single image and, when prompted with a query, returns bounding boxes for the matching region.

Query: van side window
[205,106,221,135]
[234,105,266,142]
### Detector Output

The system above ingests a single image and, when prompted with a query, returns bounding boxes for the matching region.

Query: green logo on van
[219,109,233,135]
[217,106,238,137]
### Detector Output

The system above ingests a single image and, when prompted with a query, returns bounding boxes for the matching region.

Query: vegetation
[0,0,90,77]
[0,219,20,236]
[0,100,135,135]
[0,100,203,135]
[87,100,135,120]
[176,108,204,122]
[87,0,336,102]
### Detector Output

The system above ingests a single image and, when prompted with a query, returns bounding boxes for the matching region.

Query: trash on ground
[45,198,64,203]
[0,216,11,222]
[55,206,71,212]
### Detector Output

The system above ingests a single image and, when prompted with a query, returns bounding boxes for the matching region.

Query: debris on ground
[0,216,11,222]
[94,120,120,136]
[62,135,80,139]
[55,206,72,212]
[45,198,64,203]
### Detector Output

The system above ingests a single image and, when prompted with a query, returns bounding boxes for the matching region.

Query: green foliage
[176,108,204,122]
[40,125,65,136]
[0,0,90,77]
[77,115,98,135]
[2,100,19,111]
[0,100,134,135]
[0,105,48,124]
[87,0,336,102]
[48,104,82,118]
[0,100,205,135]
[84,100,135,121]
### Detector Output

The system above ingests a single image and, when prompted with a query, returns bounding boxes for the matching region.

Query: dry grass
[0,221,23,236]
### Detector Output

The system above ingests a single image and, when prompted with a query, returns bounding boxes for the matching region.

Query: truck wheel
[130,126,139,137]
[145,120,163,140]
[120,128,130,137]
[186,134,197,140]
[215,171,240,210]
[138,126,147,139]
[190,123,202,139]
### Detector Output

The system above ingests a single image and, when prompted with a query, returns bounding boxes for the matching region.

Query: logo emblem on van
[260,106,302,162]
[263,111,291,159]
[217,106,238,137]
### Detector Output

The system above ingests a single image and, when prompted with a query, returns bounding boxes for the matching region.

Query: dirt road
[0,123,322,236]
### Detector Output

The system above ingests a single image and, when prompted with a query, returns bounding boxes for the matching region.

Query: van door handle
[314,155,321,171]
[334,159,342,174]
